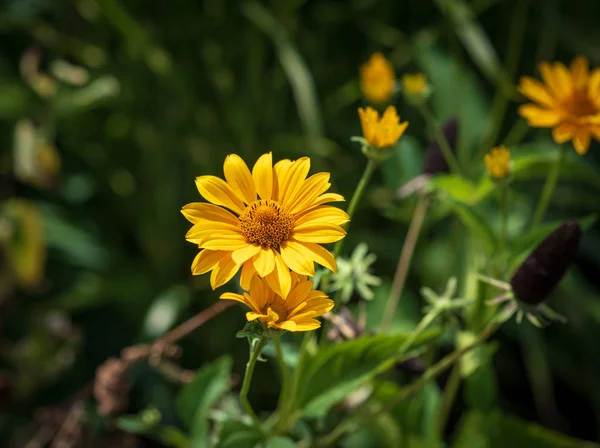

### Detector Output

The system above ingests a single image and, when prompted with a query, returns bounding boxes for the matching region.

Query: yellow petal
[285,278,316,311]
[210,255,241,289]
[240,262,256,290]
[286,319,321,331]
[224,154,256,204]
[588,69,600,97]
[552,123,576,144]
[539,62,570,99]
[573,130,591,155]
[252,152,274,200]
[293,222,346,244]
[280,240,316,276]
[278,320,298,331]
[181,202,239,226]
[232,244,261,264]
[191,249,226,275]
[253,248,276,277]
[290,240,337,273]
[517,76,555,108]
[185,225,244,245]
[307,193,345,208]
[264,252,292,298]
[571,56,589,91]
[518,104,561,127]
[220,292,246,304]
[287,172,331,215]
[278,157,311,207]
[295,206,350,227]
[195,175,245,214]
[200,235,248,251]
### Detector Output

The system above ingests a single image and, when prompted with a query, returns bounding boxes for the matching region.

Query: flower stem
[417,104,461,175]
[499,186,508,254]
[434,363,461,440]
[273,334,291,414]
[530,146,568,230]
[321,157,378,291]
[240,334,269,435]
[381,195,430,332]
[398,307,440,356]
[271,332,312,434]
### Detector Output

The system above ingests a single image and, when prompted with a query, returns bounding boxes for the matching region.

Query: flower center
[563,90,598,118]
[238,200,294,249]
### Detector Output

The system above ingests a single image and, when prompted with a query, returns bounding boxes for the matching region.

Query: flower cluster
[182,153,346,332]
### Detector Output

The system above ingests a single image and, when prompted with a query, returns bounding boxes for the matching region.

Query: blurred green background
[1,0,600,446]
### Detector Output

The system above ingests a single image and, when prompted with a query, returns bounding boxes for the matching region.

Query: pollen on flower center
[238,199,294,249]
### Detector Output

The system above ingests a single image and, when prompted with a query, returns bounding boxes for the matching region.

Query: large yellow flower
[360,52,395,104]
[221,273,333,332]
[182,153,349,297]
[518,56,600,155]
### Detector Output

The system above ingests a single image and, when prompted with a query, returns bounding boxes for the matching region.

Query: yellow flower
[358,106,408,148]
[518,56,600,155]
[401,73,428,95]
[182,153,349,297]
[220,273,334,332]
[360,52,395,104]
[484,146,511,179]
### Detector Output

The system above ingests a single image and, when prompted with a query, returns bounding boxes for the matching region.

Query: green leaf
[177,356,233,446]
[429,175,477,203]
[215,419,261,448]
[264,436,297,448]
[438,196,497,254]
[453,411,600,448]
[296,330,441,418]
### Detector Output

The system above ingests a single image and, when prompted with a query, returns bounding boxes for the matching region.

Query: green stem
[502,118,529,146]
[530,146,568,229]
[398,307,440,356]
[434,363,461,440]
[499,186,508,254]
[417,104,462,175]
[273,332,312,433]
[321,157,378,291]
[316,319,500,447]
[273,334,291,415]
[239,335,268,435]
[381,196,430,332]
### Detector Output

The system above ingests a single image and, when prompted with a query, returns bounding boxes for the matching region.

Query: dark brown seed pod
[510,221,582,305]
[422,118,459,175]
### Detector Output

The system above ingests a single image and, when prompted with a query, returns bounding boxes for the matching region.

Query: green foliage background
[1,0,600,446]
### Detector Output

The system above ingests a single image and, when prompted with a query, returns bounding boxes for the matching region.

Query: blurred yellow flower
[182,153,349,298]
[220,273,334,332]
[518,56,600,155]
[484,146,511,179]
[401,73,428,95]
[360,52,395,104]
[358,106,408,148]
